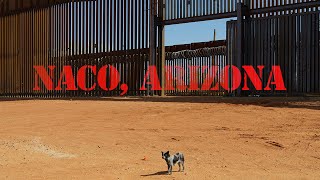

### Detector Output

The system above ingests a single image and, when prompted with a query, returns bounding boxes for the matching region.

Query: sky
[165,18,235,46]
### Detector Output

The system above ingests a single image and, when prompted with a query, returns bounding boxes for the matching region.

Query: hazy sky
[165,18,235,46]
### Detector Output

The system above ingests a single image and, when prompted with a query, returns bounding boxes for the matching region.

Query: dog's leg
[181,162,185,172]
[168,165,172,175]
[178,162,181,171]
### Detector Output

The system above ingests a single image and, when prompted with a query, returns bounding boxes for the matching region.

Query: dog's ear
[166,151,170,154]
[161,151,163,155]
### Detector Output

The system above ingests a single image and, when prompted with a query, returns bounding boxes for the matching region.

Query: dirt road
[0,97,319,179]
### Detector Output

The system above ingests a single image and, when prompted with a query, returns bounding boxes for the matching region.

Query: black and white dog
[161,151,185,175]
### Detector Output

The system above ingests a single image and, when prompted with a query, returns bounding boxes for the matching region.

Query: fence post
[149,0,157,96]
[236,2,244,96]
[160,0,166,96]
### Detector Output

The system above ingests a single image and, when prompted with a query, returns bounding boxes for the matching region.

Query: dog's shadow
[141,171,179,177]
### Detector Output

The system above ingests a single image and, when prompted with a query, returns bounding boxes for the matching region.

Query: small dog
[161,151,185,175]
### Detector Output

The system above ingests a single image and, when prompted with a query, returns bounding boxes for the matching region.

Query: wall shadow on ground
[0,96,320,111]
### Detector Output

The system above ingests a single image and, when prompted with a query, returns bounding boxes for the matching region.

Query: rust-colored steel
[227,11,320,95]
[0,0,319,97]
[0,0,153,97]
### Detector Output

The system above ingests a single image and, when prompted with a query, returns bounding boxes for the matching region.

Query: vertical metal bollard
[236,2,244,96]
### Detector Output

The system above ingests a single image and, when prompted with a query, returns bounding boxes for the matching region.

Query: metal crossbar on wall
[163,0,319,25]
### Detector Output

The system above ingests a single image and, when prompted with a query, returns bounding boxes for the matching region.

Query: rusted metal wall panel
[0,0,154,97]
[0,0,319,97]
[227,11,320,95]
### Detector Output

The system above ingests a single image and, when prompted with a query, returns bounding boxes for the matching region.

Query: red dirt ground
[0,97,319,179]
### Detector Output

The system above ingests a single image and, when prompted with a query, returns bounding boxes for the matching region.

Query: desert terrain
[0,97,319,179]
